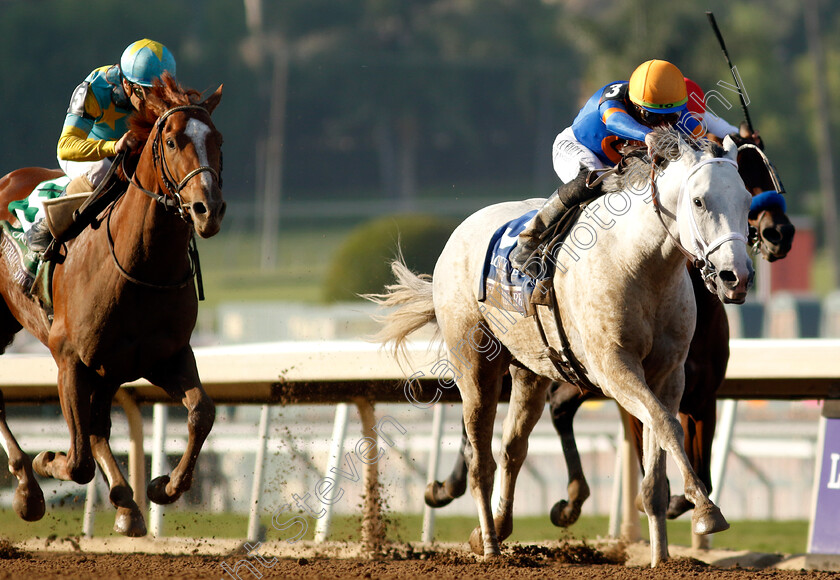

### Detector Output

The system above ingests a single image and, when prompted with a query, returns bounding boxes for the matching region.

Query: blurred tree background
[0,0,837,301]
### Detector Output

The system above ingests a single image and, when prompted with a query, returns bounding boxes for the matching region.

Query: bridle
[737,142,786,256]
[650,156,747,284]
[108,104,220,298]
[124,104,221,223]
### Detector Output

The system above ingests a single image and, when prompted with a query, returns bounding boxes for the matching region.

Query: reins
[107,104,218,299]
[649,156,747,283]
[105,196,199,293]
[123,105,220,222]
[737,142,785,195]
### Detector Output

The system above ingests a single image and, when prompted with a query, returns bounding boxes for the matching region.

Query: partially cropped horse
[0,74,224,536]
[371,130,752,566]
[424,138,795,526]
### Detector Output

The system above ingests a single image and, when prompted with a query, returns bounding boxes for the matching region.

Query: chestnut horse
[0,74,224,536]
[424,140,794,527]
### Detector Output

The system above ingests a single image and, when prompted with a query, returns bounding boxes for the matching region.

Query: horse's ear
[722,135,738,161]
[202,85,223,114]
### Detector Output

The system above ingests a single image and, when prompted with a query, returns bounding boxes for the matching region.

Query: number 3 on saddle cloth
[1,176,74,312]
[477,206,584,318]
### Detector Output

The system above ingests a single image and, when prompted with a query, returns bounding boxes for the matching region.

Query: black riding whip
[706,11,754,134]
[707,11,785,194]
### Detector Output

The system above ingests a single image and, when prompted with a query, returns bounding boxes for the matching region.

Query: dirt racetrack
[2,537,839,579]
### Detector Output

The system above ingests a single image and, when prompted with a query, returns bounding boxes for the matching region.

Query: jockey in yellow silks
[25,39,176,252]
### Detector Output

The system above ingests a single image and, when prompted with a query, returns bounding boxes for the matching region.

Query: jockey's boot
[64,174,95,195]
[509,171,601,277]
[25,219,52,254]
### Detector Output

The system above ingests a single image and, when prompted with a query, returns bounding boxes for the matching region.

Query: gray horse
[369,130,753,567]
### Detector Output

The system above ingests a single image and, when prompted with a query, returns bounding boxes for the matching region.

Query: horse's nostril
[191,202,207,215]
[719,270,737,288]
[761,227,782,244]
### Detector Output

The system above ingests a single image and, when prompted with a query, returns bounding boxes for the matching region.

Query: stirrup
[510,235,545,278]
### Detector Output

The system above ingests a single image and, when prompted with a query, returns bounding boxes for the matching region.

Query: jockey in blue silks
[510,59,706,275]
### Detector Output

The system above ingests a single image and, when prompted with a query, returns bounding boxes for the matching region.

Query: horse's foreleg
[549,382,593,527]
[494,368,551,543]
[642,424,670,566]
[0,389,45,521]
[33,361,95,484]
[89,385,147,537]
[424,419,470,508]
[607,365,728,539]
[145,347,215,505]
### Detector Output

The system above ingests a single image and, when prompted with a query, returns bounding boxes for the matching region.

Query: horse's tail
[364,259,438,366]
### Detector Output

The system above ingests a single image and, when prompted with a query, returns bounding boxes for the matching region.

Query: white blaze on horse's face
[678,138,754,304]
[182,116,225,238]
[185,118,212,184]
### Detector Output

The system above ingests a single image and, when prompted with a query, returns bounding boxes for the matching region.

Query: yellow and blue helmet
[120,39,176,87]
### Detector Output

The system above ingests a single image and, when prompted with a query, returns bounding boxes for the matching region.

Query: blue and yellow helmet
[120,39,176,87]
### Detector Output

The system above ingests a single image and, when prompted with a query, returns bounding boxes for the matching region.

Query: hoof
[32,451,56,478]
[549,499,580,528]
[666,495,694,519]
[147,475,179,505]
[424,481,454,508]
[692,502,729,535]
[13,483,45,522]
[114,507,147,537]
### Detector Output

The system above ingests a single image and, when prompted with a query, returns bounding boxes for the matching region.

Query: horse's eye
[693,198,702,208]
[166,139,176,149]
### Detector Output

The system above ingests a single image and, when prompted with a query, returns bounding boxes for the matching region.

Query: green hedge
[323,214,459,302]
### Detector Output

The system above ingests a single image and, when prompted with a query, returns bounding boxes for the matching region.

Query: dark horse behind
[424,136,794,528]
[0,74,224,536]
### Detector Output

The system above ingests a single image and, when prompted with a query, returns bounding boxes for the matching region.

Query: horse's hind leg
[424,419,470,508]
[454,323,510,558]
[89,385,147,537]
[33,360,96,484]
[492,367,552,543]
[548,382,594,527]
[0,302,43,521]
[145,347,215,505]
[0,389,45,521]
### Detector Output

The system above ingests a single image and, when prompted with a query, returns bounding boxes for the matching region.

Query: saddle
[520,203,585,304]
[42,152,129,262]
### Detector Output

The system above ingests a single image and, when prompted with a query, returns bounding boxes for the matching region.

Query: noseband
[111,104,220,299]
[651,156,747,283]
[126,104,221,223]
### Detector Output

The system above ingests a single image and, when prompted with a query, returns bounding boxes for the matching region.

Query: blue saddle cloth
[477,210,538,312]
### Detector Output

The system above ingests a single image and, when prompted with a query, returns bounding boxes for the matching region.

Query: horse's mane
[602,128,727,194]
[127,73,203,144]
